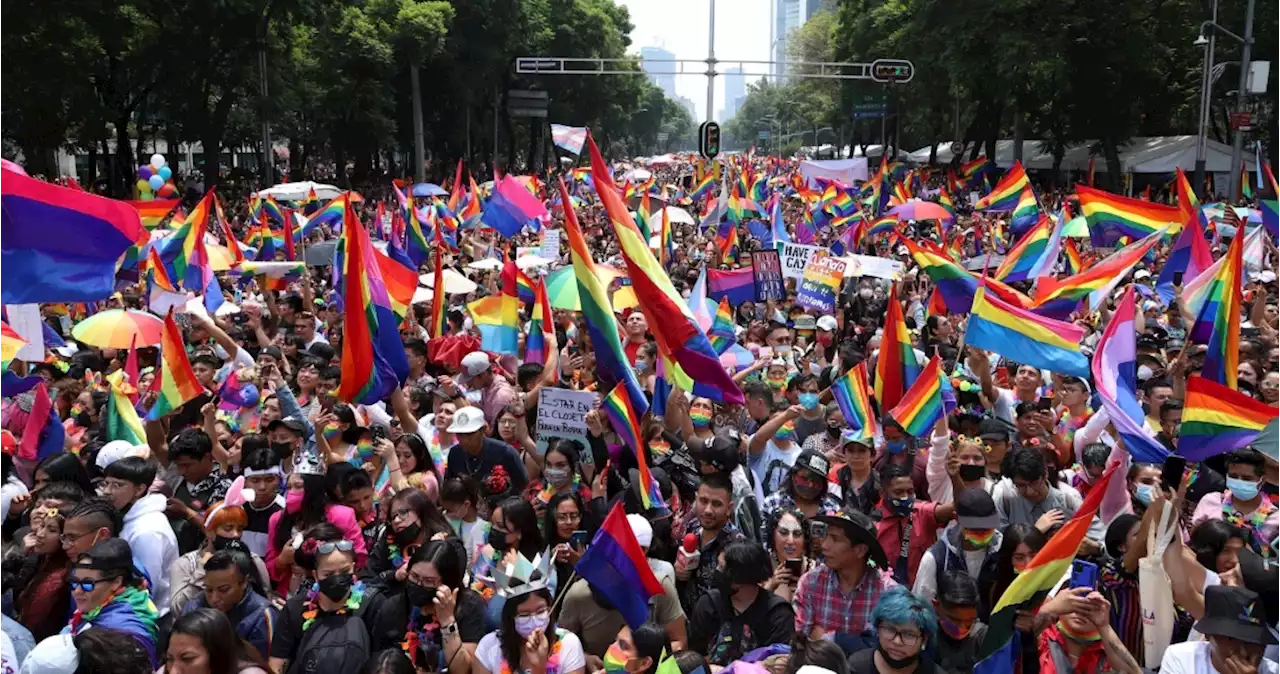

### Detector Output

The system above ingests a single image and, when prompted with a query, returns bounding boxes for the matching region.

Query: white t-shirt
[475,629,586,674]
[1160,640,1279,674]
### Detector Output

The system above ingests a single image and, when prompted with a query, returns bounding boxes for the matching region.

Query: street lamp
[1194,6,1255,201]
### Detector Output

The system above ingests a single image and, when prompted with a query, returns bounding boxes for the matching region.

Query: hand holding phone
[1069,559,1098,590]
[1161,455,1188,493]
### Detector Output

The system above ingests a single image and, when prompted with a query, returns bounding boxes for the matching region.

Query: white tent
[909,136,1257,174]
[253,181,343,201]
[852,144,912,161]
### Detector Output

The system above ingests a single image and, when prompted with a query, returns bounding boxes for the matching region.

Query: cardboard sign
[841,254,905,280]
[751,250,786,301]
[540,229,561,260]
[535,387,595,455]
[778,242,825,281]
[794,251,847,313]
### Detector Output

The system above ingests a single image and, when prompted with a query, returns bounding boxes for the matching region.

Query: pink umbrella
[888,200,953,221]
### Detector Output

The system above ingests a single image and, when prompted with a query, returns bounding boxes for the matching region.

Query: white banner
[840,254,905,280]
[778,242,826,281]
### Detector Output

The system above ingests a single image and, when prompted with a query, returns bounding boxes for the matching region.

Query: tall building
[722,67,746,122]
[640,46,678,99]
[676,96,699,122]
[772,0,824,81]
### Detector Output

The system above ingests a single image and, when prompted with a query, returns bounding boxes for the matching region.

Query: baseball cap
[446,406,486,434]
[627,514,653,548]
[689,430,743,473]
[94,440,149,471]
[956,488,999,529]
[266,416,307,435]
[841,429,874,448]
[1193,586,1277,645]
[1134,269,1152,280]
[458,351,492,383]
[979,417,1012,443]
[793,449,830,479]
[21,634,79,674]
[816,315,838,332]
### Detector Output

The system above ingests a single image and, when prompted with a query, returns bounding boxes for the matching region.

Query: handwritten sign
[778,242,825,281]
[751,250,785,301]
[840,254,905,280]
[794,251,847,313]
[535,387,595,455]
[540,229,561,260]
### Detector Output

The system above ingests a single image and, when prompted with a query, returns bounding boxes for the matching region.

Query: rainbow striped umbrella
[544,265,625,311]
[71,309,165,348]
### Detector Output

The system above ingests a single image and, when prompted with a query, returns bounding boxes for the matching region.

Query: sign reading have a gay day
[751,250,785,301]
[795,251,847,313]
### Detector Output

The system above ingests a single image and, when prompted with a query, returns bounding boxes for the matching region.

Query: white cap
[816,315,838,332]
[627,514,653,548]
[446,406,486,434]
[20,634,79,674]
[459,351,492,380]
[1134,269,1151,280]
[1259,270,1277,284]
[94,440,149,470]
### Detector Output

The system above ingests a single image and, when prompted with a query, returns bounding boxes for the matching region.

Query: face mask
[885,440,907,455]
[1137,365,1154,381]
[1133,484,1156,506]
[859,288,873,300]
[690,410,712,428]
[393,522,422,546]
[938,615,971,641]
[271,442,295,458]
[890,497,915,515]
[798,392,820,410]
[1227,477,1261,501]
[827,421,843,436]
[959,464,986,482]
[490,532,511,553]
[514,611,551,637]
[603,644,630,674]
[711,569,734,596]
[213,536,249,554]
[794,480,824,501]
[818,335,833,346]
[405,582,437,607]
[876,647,919,670]
[634,360,648,374]
[317,573,354,601]
[447,517,463,535]
[285,489,304,515]
[963,529,995,548]
[544,467,571,486]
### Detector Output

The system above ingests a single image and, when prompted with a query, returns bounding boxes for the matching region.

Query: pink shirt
[264,503,368,594]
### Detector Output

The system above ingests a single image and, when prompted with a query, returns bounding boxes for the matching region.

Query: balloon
[157,165,172,181]
[138,165,153,179]
[157,182,177,198]
[140,193,155,201]
[136,179,152,193]
[148,175,164,190]
[150,154,166,168]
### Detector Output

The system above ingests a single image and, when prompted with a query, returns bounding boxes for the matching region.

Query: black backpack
[287,602,372,674]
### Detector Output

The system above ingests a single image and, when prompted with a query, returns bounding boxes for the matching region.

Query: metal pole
[1227,0,1255,203]
[705,0,716,122]
[258,27,272,186]
[411,63,426,180]
[1194,0,1218,196]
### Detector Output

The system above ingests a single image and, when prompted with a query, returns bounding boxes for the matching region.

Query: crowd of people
[1,149,1278,674]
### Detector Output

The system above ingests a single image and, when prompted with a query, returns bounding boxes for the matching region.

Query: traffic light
[870,59,915,83]
[699,121,721,160]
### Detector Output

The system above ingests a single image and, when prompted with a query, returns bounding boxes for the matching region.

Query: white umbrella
[652,205,695,225]
[418,269,478,295]
[515,255,555,270]
[253,181,343,202]
[467,258,503,271]
[623,168,652,183]
[411,286,434,304]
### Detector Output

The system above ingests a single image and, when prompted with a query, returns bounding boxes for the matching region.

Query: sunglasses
[315,540,354,555]
[68,575,120,593]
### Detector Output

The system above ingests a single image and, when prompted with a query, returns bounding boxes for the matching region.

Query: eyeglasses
[390,508,415,522]
[877,624,924,647]
[515,609,551,621]
[555,512,582,524]
[315,540,354,555]
[59,530,97,545]
[68,575,119,593]
[407,574,441,587]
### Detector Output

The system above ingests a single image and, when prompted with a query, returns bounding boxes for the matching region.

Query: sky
[617,0,773,121]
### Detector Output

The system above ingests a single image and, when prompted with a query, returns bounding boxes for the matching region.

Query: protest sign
[535,387,595,455]
[6,304,44,361]
[540,229,561,260]
[751,250,785,301]
[794,251,847,313]
[840,254,905,280]
[778,242,825,281]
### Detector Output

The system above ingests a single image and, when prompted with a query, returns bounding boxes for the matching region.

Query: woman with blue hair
[848,587,938,674]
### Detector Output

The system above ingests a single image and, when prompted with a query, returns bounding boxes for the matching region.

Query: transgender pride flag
[551,124,588,155]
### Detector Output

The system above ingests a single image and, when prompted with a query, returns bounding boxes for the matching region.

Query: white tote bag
[1139,501,1178,670]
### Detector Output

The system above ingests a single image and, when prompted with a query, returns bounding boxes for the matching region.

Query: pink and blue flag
[707,267,756,306]
[1090,286,1169,464]
[482,176,549,238]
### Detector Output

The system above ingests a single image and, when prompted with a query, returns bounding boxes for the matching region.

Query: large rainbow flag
[1190,229,1242,389]
[1076,184,1180,246]
[875,285,920,411]
[586,132,742,405]
[524,278,557,369]
[968,282,1090,377]
[126,199,181,229]
[104,370,146,445]
[1008,184,1041,235]
[1179,376,1279,461]
[146,311,206,421]
[831,362,878,440]
[898,236,1032,314]
[467,260,521,355]
[888,355,954,437]
[1029,231,1161,319]
[974,161,1029,212]
[601,381,661,510]
[994,215,1051,283]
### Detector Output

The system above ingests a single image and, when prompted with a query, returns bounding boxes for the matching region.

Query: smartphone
[1161,455,1188,493]
[570,530,590,549]
[1038,396,1054,412]
[1173,271,1185,286]
[785,558,804,576]
[370,425,386,442]
[1069,559,1099,590]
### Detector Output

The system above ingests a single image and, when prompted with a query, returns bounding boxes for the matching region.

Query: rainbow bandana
[1057,619,1101,643]
[603,644,629,674]
[962,528,995,547]
[689,409,712,428]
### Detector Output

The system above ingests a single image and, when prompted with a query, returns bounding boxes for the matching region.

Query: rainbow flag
[974,161,1029,212]
[968,282,1090,377]
[658,204,673,268]
[875,285,921,411]
[301,186,320,214]
[888,355,954,437]
[467,261,521,355]
[860,216,899,245]
[831,362,878,440]
[126,199,180,229]
[690,174,715,202]
[1263,199,1279,240]
[601,381,660,509]
[899,236,1032,314]
[586,132,742,404]
[1076,184,1180,246]
[937,186,956,217]
[298,192,349,240]
[715,220,739,264]
[637,192,653,240]
[1,322,27,370]
[558,177,644,397]
[153,191,215,295]
[1009,184,1041,235]
[994,215,1051,283]
[448,160,466,212]
[514,266,536,305]
[707,296,735,355]
[372,244,417,321]
[1174,168,1209,232]
[145,247,177,293]
[1190,229,1242,389]
[977,463,1120,661]
[145,312,206,421]
[335,199,410,404]
[252,194,286,224]
[960,156,989,185]
[524,278,557,368]
[1179,376,1280,461]
[104,370,146,445]
[429,241,446,339]
[460,175,484,226]
[432,199,461,251]
[1062,238,1084,275]
[1030,231,1161,319]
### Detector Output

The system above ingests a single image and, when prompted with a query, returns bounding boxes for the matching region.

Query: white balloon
[150,153,166,168]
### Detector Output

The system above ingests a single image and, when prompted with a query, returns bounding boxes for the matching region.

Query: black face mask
[270,442,294,459]
[405,582,437,607]
[711,569,734,596]
[877,646,920,670]
[958,464,987,482]
[393,522,422,546]
[213,536,249,554]
[827,422,843,436]
[490,533,511,553]
[317,573,354,601]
